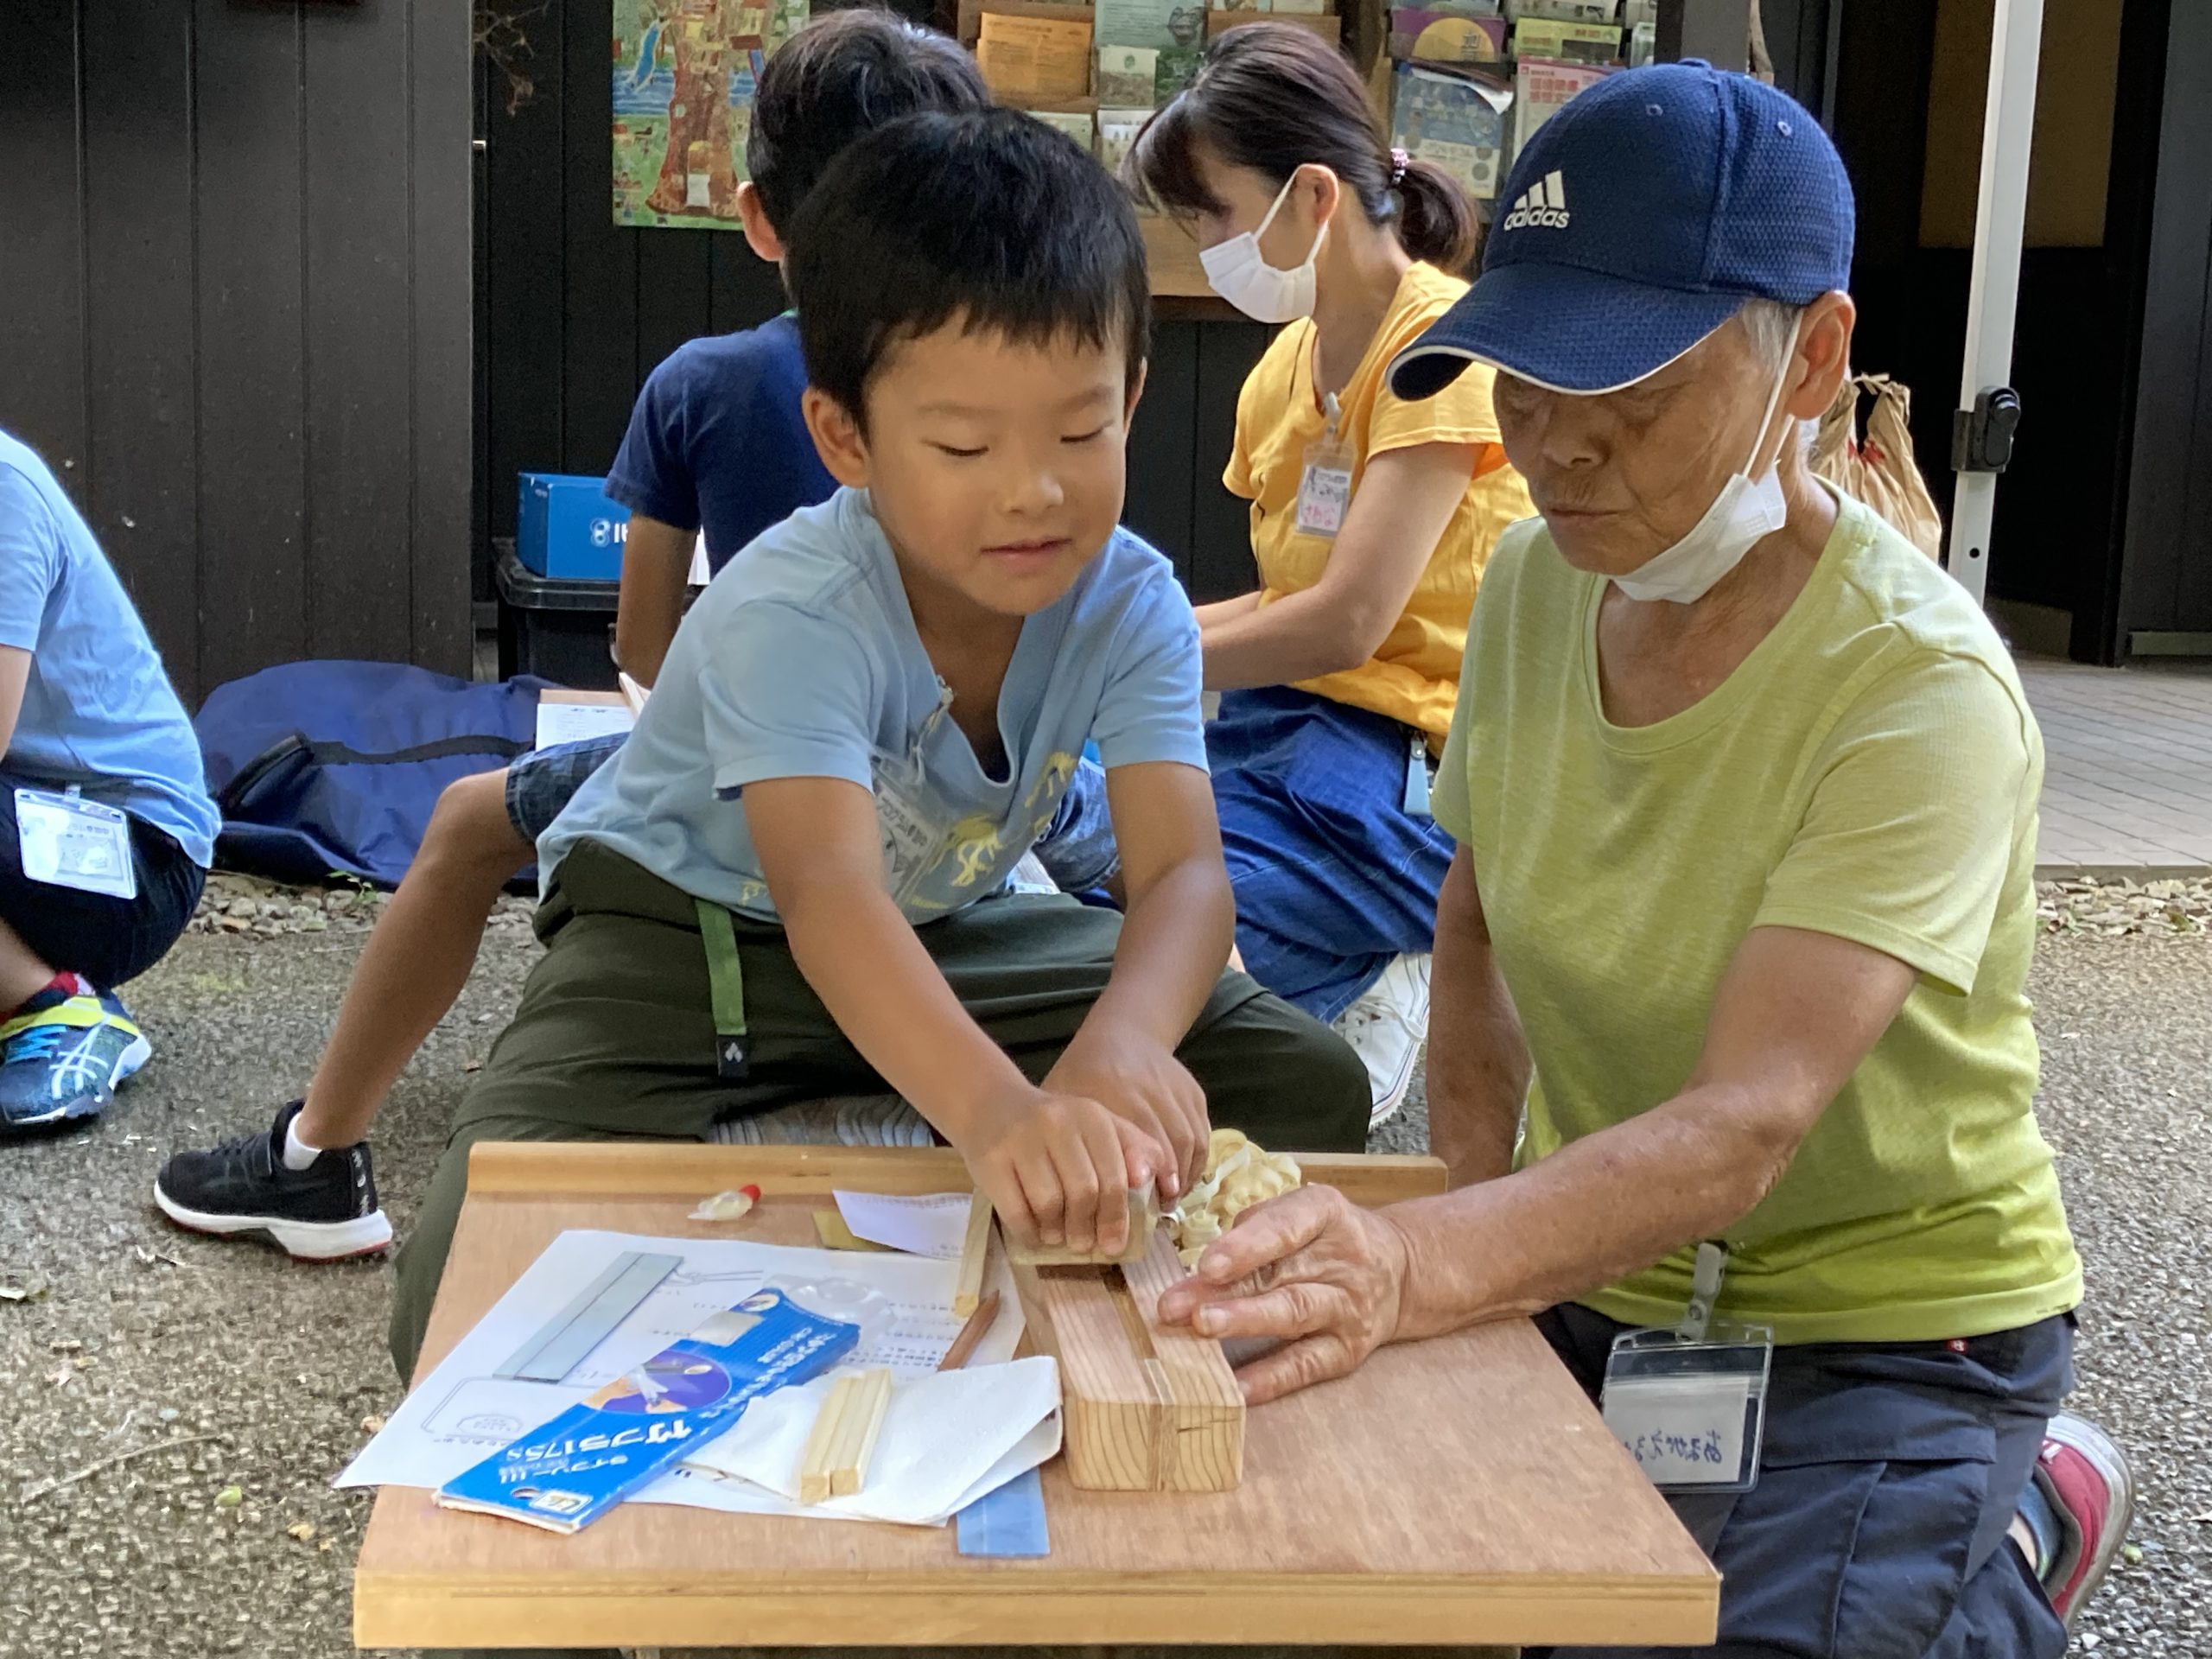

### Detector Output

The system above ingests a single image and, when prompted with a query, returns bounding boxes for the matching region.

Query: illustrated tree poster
[613,0,808,229]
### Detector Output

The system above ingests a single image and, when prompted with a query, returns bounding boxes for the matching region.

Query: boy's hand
[963,1082,1167,1257]
[1043,1033,1208,1203]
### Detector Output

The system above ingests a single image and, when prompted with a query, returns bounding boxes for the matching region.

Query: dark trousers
[390,839,1370,1380]
[0,772,204,988]
[1538,1303,2073,1659]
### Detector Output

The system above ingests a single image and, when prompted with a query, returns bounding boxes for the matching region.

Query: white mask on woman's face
[1200,173,1328,325]
[1610,340,1798,605]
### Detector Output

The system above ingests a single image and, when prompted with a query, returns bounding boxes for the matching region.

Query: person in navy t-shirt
[601,314,831,685]
[154,11,992,1261]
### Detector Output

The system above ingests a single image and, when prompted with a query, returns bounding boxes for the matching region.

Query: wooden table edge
[355,1561,1719,1649]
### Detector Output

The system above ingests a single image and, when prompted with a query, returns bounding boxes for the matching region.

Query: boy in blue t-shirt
[0,431,219,1134]
[386,108,1368,1374]
[156,11,995,1257]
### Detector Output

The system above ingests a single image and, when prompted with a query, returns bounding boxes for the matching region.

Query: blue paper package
[435,1288,860,1534]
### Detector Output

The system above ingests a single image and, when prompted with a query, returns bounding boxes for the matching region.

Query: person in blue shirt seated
[155,10,1001,1258]
[385,105,1370,1376]
[0,431,218,1135]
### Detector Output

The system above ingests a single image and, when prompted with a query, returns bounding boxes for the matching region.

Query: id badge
[16,787,137,901]
[1600,1322,1772,1493]
[1599,1240,1770,1494]
[1294,393,1354,541]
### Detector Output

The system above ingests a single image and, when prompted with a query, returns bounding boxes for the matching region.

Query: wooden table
[354,1145,1718,1650]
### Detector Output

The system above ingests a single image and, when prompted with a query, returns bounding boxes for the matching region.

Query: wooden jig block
[1002,1184,1162,1268]
[1009,1228,1243,1492]
[951,1194,994,1318]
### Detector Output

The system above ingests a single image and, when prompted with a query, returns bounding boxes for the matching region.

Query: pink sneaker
[2033,1412,2134,1628]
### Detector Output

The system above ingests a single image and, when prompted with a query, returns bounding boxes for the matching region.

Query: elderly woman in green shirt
[1157,64,2129,1659]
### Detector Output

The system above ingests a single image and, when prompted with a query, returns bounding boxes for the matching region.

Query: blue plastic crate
[517,473,632,582]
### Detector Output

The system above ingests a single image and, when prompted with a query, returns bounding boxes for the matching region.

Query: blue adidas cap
[1389,61,1854,400]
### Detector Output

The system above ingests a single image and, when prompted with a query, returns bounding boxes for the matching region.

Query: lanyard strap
[1678,1241,1728,1343]
[696,899,751,1080]
[1402,731,1433,817]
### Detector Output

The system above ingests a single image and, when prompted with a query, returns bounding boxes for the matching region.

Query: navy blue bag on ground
[194,662,552,888]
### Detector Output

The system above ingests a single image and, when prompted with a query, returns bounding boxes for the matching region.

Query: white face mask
[1610,340,1797,605]
[1200,174,1328,325]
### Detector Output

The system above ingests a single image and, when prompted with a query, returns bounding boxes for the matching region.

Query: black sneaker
[153,1102,393,1261]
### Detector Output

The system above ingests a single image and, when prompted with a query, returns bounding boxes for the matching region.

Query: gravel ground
[0,880,2206,1657]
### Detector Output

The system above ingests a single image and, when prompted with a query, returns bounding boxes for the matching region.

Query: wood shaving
[1166,1129,1301,1266]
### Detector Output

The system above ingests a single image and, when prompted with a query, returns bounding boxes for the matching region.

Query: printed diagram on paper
[338,1229,1020,1494]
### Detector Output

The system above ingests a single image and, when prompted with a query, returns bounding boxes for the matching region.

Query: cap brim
[1389,261,1748,400]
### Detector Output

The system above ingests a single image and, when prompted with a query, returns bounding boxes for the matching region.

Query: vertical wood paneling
[482,6,569,566]
[1125,320,1200,581]
[472,55,494,603]
[1189,321,1268,601]
[302,0,416,664]
[709,232,787,335]
[0,2,90,493]
[2181,230,2212,629]
[79,0,201,694]
[637,233,715,386]
[561,0,639,473]
[194,0,308,693]
[7,0,473,701]
[410,0,476,674]
[2117,0,2212,643]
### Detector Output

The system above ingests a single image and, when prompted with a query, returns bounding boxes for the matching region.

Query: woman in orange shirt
[1131,27,1533,1125]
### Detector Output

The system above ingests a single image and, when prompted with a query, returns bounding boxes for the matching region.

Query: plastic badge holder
[1600,1322,1773,1494]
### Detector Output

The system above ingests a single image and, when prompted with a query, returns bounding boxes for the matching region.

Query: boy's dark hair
[745,9,988,235]
[1129,24,1483,275]
[786,109,1151,425]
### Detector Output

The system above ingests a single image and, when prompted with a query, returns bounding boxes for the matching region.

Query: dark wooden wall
[1830,0,2203,662]
[476,0,1268,607]
[2115,0,2212,649]
[0,0,473,708]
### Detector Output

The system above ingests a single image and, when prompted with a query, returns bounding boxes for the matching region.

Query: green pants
[391,840,1368,1379]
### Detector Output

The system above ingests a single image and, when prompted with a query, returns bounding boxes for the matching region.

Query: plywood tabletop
[354,1144,1717,1650]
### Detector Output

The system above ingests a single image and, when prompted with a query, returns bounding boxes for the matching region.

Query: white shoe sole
[112,1033,153,1084]
[1367,1042,1420,1129]
[152,1180,394,1262]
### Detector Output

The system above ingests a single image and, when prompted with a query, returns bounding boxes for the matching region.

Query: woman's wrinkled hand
[1154,1184,1413,1404]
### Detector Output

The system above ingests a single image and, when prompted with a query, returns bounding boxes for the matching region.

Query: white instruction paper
[680,1356,1061,1527]
[336,1228,1020,1494]
[831,1190,975,1260]
[534,695,635,750]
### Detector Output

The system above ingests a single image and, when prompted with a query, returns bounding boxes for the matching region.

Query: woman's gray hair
[1738,297,1806,376]
[1738,297,1820,459]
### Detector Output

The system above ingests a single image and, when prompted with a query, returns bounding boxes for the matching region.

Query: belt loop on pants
[696,898,751,1079]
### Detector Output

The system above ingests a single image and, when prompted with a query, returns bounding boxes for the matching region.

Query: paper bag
[1811,373,1944,560]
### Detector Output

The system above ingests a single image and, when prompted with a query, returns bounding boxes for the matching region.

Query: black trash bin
[495,538,619,690]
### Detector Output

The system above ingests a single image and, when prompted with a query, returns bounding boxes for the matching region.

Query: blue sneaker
[0,986,151,1134]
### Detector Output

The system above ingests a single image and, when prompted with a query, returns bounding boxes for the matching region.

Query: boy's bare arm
[745,774,1167,1252]
[1046,760,1234,1197]
[613,515,696,689]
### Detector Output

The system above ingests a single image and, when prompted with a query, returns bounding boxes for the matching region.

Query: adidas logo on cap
[1501,170,1570,232]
